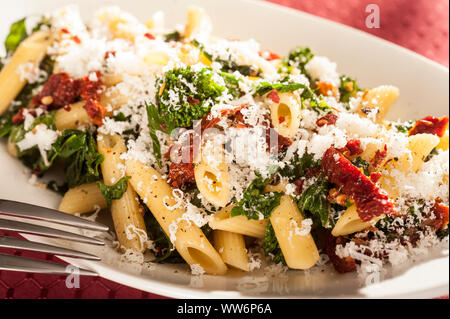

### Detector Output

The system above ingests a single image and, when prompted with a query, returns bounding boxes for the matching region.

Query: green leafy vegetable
[4,18,28,53]
[280,152,321,182]
[155,66,225,130]
[262,221,286,265]
[339,76,360,103]
[4,16,50,54]
[298,176,332,228]
[164,31,181,42]
[254,79,331,113]
[97,176,131,206]
[425,148,438,162]
[395,121,414,134]
[112,112,129,122]
[231,173,282,220]
[62,130,104,188]
[279,46,314,75]
[192,39,258,76]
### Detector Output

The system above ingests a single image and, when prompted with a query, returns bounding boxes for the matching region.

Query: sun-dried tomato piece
[168,162,195,189]
[422,202,449,232]
[293,179,304,195]
[370,172,382,184]
[83,99,106,126]
[11,108,37,124]
[325,232,356,274]
[316,113,338,127]
[322,147,396,222]
[409,116,449,137]
[31,73,82,109]
[371,144,388,169]
[338,139,363,157]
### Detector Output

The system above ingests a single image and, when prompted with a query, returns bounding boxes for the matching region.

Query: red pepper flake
[279,116,285,124]
[322,147,397,222]
[325,232,356,274]
[104,50,116,59]
[144,33,155,40]
[316,113,338,127]
[187,96,200,104]
[371,144,388,169]
[409,116,449,137]
[370,172,382,184]
[61,28,70,34]
[63,105,72,112]
[259,50,281,61]
[72,35,81,44]
[267,89,280,103]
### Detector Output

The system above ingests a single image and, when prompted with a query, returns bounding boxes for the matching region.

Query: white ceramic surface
[0,0,448,298]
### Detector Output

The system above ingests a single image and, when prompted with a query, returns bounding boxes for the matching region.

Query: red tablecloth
[1,0,448,299]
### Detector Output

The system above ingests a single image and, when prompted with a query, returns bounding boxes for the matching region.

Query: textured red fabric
[1,0,448,299]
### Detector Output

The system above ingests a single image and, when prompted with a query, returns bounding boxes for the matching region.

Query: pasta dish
[0,5,448,280]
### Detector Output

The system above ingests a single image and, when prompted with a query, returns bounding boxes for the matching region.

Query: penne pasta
[213,230,249,271]
[55,101,91,130]
[332,205,383,236]
[359,85,399,123]
[270,195,319,269]
[184,6,212,40]
[437,130,449,151]
[126,158,227,275]
[58,182,107,214]
[269,92,301,138]
[0,30,53,114]
[209,205,267,238]
[98,134,147,252]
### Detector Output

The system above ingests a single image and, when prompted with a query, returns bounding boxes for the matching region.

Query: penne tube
[98,134,147,252]
[269,92,301,138]
[209,205,267,238]
[332,205,383,236]
[58,182,107,214]
[359,85,399,123]
[213,230,249,271]
[55,101,91,130]
[126,158,227,275]
[184,6,212,40]
[0,30,53,114]
[270,195,319,270]
[437,130,449,151]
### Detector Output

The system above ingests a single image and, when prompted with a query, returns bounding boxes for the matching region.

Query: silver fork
[0,199,109,276]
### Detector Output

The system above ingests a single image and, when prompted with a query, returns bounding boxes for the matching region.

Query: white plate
[1,0,448,298]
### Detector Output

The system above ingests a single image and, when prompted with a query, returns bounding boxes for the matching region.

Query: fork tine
[0,199,108,232]
[0,219,105,246]
[0,253,98,276]
[0,236,101,261]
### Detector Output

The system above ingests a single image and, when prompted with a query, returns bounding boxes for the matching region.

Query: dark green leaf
[164,31,181,42]
[262,221,285,265]
[298,176,332,228]
[395,121,414,134]
[279,46,314,75]
[339,76,360,103]
[230,174,282,220]
[97,176,131,206]
[5,18,27,53]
